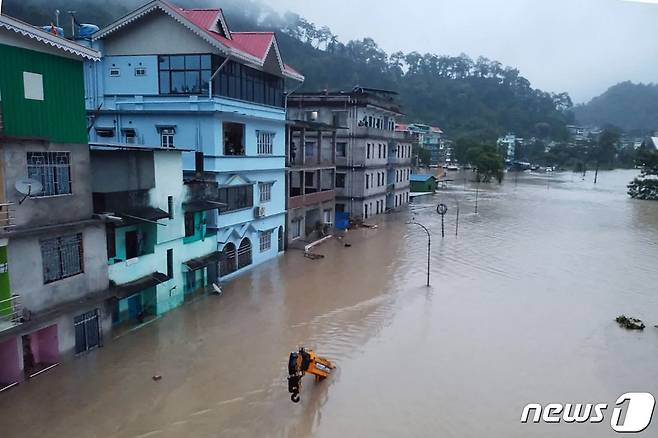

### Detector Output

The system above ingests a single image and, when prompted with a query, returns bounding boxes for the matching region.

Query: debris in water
[304,252,324,260]
[344,243,352,247]
[615,315,645,330]
[152,375,162,381]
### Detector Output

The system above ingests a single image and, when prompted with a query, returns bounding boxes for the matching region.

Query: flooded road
[1,169,658,438]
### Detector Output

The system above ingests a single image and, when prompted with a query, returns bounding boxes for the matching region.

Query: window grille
[259,182,272,203]
[27,151,71,196]
[41,233,83,283]
[260,230,272,252]
[256,131,275,155]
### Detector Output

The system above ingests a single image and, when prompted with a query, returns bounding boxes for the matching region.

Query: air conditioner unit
[254,206,266,218]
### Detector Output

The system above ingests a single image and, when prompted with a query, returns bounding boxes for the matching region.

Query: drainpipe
[209,57,231,99]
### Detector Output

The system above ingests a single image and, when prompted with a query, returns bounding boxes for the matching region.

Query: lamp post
[407,220,431,287]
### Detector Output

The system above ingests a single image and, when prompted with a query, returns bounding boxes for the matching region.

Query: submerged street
[1,170,657,437]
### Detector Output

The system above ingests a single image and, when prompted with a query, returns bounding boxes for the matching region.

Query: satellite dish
[15,179,43,204]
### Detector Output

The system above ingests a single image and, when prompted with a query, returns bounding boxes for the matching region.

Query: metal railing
[0,202,15,230]
[0,295,23,329]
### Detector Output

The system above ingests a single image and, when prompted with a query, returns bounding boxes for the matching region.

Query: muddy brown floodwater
[1,169,658,438]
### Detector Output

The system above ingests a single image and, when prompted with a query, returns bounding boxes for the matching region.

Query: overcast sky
[270,0,658,103]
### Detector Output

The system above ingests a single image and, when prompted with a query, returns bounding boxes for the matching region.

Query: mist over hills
[4,0,576,139]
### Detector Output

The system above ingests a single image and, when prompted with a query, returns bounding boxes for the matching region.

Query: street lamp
[407,219,431,287]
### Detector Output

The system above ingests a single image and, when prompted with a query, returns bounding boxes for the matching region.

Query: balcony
[0,295,23,332]
[109,252,161,285]
[289,190,335,209]
[0,202,15,231]
[354,126,406,141]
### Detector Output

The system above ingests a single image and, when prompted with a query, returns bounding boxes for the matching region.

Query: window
[305,141,315,157]
[122,128,136,144]
[217,185,253,212]
[166,249,174,279]
[305,172,315,187]
[109,68,120,77]
[135,67,146,77]
[257,131,275,155]
[336,173,346,188]
[41,234,83,283]
[336,142,347,157]
[292,219,302,239]
[378,144,382,159]
[218,59,284,107]
[365,173,370,189]
[23,72,44,100]
[27,151,71,196]
[260,230,272,252]
[323,209,332,224]
[96,128,114,138]
[364,203,369,218]
[158,54,211,94]
[305,111,318,121]
[168,196,174,219]
[224,122,245,155]
[332,111,348,127]
[184,212,196,237]
[106,226,116,260]
[259,182,272,203]
[367,143,371,159]
[237,238,252,269]
[125,230,140,259]
[160,128,175,148]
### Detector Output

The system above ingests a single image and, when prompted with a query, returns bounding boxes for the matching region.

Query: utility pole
[407,220,431,287]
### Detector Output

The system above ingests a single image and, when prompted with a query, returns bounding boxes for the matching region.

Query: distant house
[410,174,437,193]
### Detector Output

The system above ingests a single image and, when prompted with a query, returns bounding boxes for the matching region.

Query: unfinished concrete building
[285,120,337,247]
[288,87,411,221]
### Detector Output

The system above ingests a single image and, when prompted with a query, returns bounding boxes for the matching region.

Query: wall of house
[98,11,216,57]
[0,41,87,144]
[7,223,109,314]
[2,141,94,228]
[102,55,160,96]
[90,150,155,193]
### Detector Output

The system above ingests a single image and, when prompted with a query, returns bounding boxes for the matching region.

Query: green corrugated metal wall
[0,43,87,144]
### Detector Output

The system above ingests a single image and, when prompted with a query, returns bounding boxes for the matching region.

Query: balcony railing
[0,295,23,331]
[0,202,15,231]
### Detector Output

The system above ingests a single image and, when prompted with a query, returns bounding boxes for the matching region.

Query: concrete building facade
[288,87,411,220]
[84,1,302,288]
[285,120,337,247]
[0,13,106,390]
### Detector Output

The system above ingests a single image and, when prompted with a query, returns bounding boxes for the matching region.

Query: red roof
[173,7,290,71]
[178,8,220,32]
[395,123,409,132]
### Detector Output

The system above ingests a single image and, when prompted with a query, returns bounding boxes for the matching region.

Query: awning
[183,252,220,271]
[183,200,226,213]
[116,207,170,226]
[112,272,169,299]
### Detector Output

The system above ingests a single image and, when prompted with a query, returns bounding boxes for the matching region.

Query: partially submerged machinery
[287,347,336,403]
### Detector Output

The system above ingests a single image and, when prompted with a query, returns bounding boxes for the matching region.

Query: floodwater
[1,169,658,438]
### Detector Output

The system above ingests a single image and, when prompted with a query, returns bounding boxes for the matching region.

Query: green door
[0,246,11,317]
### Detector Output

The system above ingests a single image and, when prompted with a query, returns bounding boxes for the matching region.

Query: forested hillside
[5,0,574,139]
[574,81,658,134]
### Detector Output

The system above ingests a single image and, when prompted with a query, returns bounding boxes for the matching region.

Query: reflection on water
[1,170,657,438]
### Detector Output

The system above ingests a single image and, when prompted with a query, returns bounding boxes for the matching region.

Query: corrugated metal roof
[410,174,436,182]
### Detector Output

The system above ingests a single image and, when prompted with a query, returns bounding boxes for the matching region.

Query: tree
[628,148,658,200]
[466,144,504,183]
[591,127,620,183]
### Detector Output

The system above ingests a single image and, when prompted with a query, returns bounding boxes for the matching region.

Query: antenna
[15,179,43,205]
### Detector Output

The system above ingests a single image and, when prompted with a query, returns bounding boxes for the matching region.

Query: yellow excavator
[287,347,336,403]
